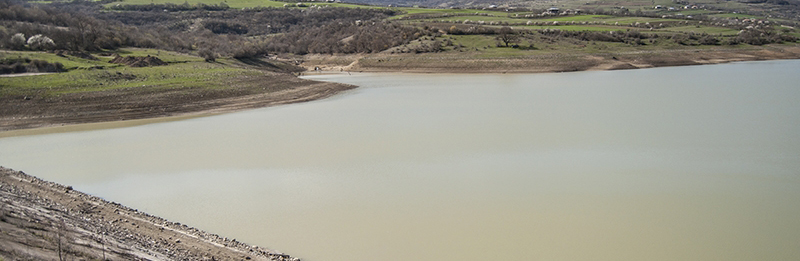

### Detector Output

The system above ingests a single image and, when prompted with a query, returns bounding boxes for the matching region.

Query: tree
[495,26,519,47]
[198,48,216,62]
[10,33,26,50]
[27,35,56,50]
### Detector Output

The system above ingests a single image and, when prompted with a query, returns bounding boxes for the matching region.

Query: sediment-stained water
[2,60,800,261]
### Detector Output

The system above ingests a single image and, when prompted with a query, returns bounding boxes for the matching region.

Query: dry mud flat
[0,167,299,261]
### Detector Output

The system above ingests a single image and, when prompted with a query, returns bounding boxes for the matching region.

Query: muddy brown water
[2,60,800,261]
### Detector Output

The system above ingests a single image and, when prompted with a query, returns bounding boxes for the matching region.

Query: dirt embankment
[0,72,355,132]
[302,44,800,73]
[0,166,299,261]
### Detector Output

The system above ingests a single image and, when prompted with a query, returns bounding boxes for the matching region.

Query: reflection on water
[1,60,800,261]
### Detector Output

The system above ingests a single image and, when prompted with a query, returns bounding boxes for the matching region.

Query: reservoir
[2,60,800,261]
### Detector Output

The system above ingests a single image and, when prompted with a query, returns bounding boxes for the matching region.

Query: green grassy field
[1,48,260,97]
[594,17,683,24]
[396,7,511,16]
[675,9,718,15]
[537,15,614,22]
[710,13,768,20]
[662,25,741,35]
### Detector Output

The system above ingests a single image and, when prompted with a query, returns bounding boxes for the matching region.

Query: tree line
[1,0,417,57]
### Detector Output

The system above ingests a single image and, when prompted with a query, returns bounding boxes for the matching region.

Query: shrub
[198,48,216,62]
[699,36,720,45]
[203,20,248,35]
[27,34,56,50]
[0,58,64,74]
[10,33,26,50]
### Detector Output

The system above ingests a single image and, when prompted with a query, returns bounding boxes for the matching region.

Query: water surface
[2,60,800,261]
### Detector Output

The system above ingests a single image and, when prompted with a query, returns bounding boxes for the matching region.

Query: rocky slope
[0,167,299,261]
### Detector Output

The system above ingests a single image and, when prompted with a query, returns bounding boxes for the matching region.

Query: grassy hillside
[2,49,230,95]
[0,48,308,100]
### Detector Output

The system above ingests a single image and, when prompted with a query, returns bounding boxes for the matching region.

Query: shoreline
[2,45,800,135]
[301,44,800,74]
[0,166,299,261]
[0,72,356,135]
[2,49,799,261]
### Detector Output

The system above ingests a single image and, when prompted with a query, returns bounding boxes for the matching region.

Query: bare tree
[495,26,519,47]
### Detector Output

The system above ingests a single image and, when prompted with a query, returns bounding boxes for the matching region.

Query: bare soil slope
[0,72,354,131]
[0,166,299,261]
